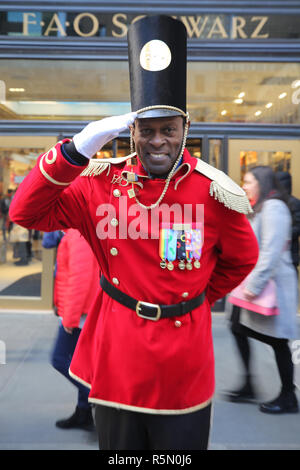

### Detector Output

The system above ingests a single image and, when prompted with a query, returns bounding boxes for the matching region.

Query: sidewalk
[0,312,299,450]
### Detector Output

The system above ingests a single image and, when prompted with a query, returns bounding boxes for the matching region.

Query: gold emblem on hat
[140,40,172,72]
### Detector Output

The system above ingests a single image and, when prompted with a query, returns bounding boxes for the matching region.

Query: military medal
[186,260,193,270]
[191,228,202,269]
[159,228,176,270]
[185,230,193,271]
[166,228,177,270]
[194,259,201,269]
[159,228,167,269]
[178,259,185,270]
[167,261,174,271]
[176,229,186,270]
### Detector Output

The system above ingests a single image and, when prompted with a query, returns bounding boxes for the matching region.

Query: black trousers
[231,306,295,393]
[95,403,212,450]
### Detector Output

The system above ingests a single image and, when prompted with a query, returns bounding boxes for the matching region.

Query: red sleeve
[9,140,89,232]
[206,205,259,305]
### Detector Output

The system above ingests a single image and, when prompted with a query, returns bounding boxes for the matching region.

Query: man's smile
[148,153,169,159]
[131,116,188,176]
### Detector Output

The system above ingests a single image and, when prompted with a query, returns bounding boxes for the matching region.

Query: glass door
[0,136,57,312]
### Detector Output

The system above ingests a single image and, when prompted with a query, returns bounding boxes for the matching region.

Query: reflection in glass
[209,139,222,169]
[0,59,299,124]
[187,62,300,124]
[186,139,201,159]
[0,148,43,297]
[240,148,291,184]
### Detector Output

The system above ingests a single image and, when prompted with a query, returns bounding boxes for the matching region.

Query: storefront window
[208,139,222,169]
[0,147,43,297]
[240,149,291,178]
[186,139,202,159]
[228,139,300,200]
[0,136,56,311]
[0,59,131,121]
[187,62,300,124]
[0,59,299,124]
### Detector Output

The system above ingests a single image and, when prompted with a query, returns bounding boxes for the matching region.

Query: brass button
[110,247,118,256]
[182,292,189,298]
[112,277,119,286]
[110,218,119,227]
[175,320,182,328]
[113,189,121,197]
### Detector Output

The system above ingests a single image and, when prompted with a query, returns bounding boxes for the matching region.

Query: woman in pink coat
[50,228,100,430]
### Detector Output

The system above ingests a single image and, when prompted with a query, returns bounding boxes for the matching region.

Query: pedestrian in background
[48,228,100,430]
[276,171,300,275]
[226,165,299,414]
[0,188,13,241]
[42,230,64,279]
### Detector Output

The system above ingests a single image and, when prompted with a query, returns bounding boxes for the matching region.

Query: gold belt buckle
[136,301,162,321]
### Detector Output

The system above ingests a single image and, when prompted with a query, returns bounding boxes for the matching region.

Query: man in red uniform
[9,16,258,450]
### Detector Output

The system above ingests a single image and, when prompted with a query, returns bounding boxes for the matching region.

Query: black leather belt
[100,275,205,321]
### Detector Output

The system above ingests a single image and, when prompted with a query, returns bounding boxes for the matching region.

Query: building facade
[0,0,300,312]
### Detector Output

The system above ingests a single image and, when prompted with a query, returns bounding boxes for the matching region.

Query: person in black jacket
[276,171,300,275]
[0,189,13,241]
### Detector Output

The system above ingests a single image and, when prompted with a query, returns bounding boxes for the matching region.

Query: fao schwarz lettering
[20,12,269,39]
[113,14,269,39]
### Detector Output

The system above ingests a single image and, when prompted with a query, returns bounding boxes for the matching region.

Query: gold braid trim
[80,160,111,177]
[80,155,133,177]
[136,104,188,118]
[209,181,253,214]
[195,159,252,215]
[39,153,72,186]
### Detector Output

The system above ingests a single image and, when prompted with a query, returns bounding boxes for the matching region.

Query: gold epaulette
[80,154,133,177]
[195,159,252,215]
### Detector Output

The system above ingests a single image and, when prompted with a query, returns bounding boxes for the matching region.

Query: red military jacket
[10,140,258,415]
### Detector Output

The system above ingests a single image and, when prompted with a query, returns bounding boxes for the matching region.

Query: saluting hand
[73,112,137,159]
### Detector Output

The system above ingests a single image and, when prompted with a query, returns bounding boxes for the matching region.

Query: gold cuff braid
[39,152,73,186]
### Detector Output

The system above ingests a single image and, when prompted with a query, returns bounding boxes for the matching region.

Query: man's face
[131,116,188,176]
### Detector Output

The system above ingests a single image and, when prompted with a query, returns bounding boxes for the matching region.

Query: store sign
[0,11,299,40]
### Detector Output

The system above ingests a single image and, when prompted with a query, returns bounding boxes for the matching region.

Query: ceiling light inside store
[278,92,287,99]
[3,100,131,116]
[265,102,273,108]
[9,87,25,92]
[233,98,243,104]
[19,101,58,104]
[291,80,300,88]
[238,92,245,98]
[221,110,227,115]
[255,110,262,116]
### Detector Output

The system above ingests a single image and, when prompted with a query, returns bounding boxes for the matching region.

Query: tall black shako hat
[127,15,187,119]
